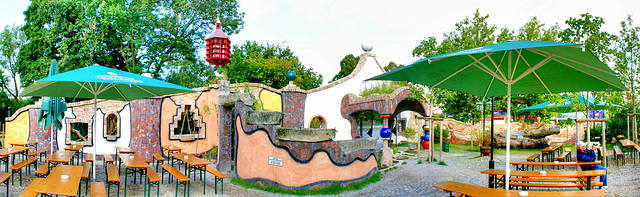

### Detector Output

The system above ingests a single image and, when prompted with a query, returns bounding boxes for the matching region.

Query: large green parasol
[37,60,67,155]
[368,41,626,189]
[23,64,195,181]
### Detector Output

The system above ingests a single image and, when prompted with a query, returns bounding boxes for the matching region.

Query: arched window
[104,113,120,141]
[309,116,327,128]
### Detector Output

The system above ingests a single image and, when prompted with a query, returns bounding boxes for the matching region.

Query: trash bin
[443,142,450,152]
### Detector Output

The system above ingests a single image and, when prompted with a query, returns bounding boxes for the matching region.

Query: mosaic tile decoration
[29,109,58,154]
[129,98,162,160]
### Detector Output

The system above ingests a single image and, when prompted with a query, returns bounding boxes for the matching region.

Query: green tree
[558,13,623,117]
[222,41,323,90]
[330,54,360,82]
[384,62,404,72]
[517,16,560,41]
[615,15,640,115]
[18,0,244,88]
[0,25,26,107]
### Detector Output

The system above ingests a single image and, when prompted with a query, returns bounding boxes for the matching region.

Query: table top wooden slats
[63,144,84,152]
[433,181,605,197]
[119,154,150,169]
[0,146,30,156]
[620,139,636,147]
[161,145,182,152]
[47,150,75,164]
[481,169,605,177]
[510,161,600,166]
[10,141,37,147]
[171,152,210,166]
[115,146,136,154]
[541,143,562,153]
[35,165,84,196]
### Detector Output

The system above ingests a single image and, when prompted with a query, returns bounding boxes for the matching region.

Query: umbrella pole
[488,96,495,188]
[505,84,511,190]
[93,95,97,181]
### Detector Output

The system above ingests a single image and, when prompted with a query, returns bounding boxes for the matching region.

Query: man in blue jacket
[576,141,607,189]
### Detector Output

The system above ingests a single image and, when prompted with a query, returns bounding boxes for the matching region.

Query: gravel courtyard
[1,149,637,196]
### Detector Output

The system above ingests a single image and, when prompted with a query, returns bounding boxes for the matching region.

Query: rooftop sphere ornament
[286,71,297,81]
[361,42,373,52]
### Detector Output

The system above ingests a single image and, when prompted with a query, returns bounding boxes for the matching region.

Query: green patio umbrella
[22,64,195,181]
[519,95,623,112]
[38,60,67,155]
[368,41,626,189]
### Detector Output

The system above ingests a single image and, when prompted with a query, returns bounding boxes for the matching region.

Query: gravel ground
[1,150,637,196]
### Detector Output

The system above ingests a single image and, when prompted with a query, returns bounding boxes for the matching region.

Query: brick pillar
[281,91,306,128]
[217,105,233,172]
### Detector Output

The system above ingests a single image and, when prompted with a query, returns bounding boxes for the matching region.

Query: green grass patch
[438,161,447,166]
[383,166,398,173]
[396,142,409,147]
[231,172,382,195]
[402,161,407,164]
[417,160,423,164]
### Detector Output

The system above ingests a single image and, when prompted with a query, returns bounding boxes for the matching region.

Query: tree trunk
[494,127,560,149]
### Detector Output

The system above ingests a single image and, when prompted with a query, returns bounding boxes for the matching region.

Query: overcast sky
[2,0,639,85]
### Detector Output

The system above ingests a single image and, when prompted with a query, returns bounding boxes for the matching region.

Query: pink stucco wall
[234,118,377,187]
[160,89,219,155]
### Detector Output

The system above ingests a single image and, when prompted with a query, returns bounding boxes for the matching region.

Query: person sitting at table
[577,141,607,189]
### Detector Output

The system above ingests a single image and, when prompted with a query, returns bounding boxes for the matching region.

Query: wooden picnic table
[481,169,605,190]
[162,145,182,168]
[540,143,562,162]
[115,146,136,166]
[119,153,151,197]
[10,141,38,149]
[617,135,626,139]
[433,181,605,197]
[620,139,637,163]
[0,146,30,172]
[35,165,84,196]
[64,144,85,165]
[47,150,76,172]
[171,152,211,194]
[510,161,601,171]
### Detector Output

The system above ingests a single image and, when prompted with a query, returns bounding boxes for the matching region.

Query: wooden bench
[433,181,605,197]
[85,153,94,163]
[106,164,121,196]
[27,149,47,162]
[161,164,190,196]
[90,182,107,197]
[508,181,603,190]
[614,146,624,165]
[152,153,165,172]
[526,153,540,162]
[565,147,572,161]
[0,172,11,196]
[205,165,227,194]
[9,157,38,186]
[34,162,48,178]
[80,162,92,195]
[103,154,114,164]
[17,177,42,197]
[555,152,570,169]
[145,167,162,197]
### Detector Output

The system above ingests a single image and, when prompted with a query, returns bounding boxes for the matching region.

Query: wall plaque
[268,156,283,167]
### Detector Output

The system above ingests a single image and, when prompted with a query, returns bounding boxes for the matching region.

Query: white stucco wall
[58,105,132,154]
[304,53,386,141]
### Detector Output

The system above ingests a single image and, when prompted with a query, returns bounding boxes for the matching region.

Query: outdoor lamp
[476,101,483,111]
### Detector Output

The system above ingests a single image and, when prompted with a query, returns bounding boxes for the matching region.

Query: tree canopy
[18,0,244,88]
[222,41,323,90]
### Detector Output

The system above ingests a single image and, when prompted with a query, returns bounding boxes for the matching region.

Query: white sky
[2,0,639,85]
